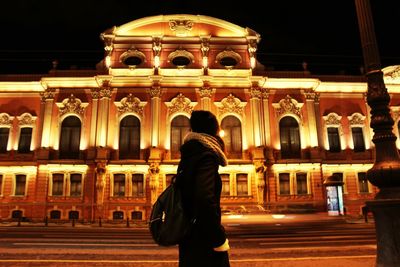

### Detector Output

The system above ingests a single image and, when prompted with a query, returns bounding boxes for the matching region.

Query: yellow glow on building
[202,56,208,68]
[322,164,373,173]
[39,164,88,173]
[219,164,254,173]
[250,57,256,69]
[0,166,37,174]
[272,163,321,172]
[105,56,111,68]
[154,56,160,68]
[107,164,149,173]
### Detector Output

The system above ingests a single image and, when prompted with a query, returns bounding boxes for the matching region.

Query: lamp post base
[366,188,400,267]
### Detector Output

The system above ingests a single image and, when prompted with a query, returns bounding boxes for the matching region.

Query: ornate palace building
[1,15,400,222]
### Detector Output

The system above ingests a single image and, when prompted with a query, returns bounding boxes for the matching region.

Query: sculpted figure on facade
[95,163,107,206]
[148,162,160,204]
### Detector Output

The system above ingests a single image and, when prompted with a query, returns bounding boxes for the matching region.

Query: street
[0,214,376,267]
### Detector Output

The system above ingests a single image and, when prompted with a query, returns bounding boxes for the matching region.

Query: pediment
[110,14,258,38]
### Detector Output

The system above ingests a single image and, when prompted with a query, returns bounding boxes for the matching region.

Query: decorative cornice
[166,93,196,115]
[215,94,246,116]
[261,88,269,99]
[115,94,146,117]
[56,94,88,117]
[40,88,56,102]
[169,19,194,37]
[323,112,342,126]
[147,87,162,98]
[272,95,303,119]
[348,112,366,126]
[249,88,262,99]
[17,113,37,126]
[0,113,14,126]
[198,87,215,98]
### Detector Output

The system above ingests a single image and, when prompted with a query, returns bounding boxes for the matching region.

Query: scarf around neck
[183,132,228,166]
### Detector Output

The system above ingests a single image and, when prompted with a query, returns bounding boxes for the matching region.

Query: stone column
[261,89,273,159]
[249,85,264,147]
[148,84,162,147]
[304,90,319,148]
[39,88,55,148]
[89,89,99,148]
[95,81,112,148]
[313,93,323,149]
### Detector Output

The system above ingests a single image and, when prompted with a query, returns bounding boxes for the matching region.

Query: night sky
[1,0,399,75]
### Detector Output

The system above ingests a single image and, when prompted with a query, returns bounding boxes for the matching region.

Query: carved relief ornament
[56,94,88,117]
[348,113,366,126]
[0,113,13,126]
[272,95,303,119]
[17,113,37,126]
[323,113,342,126]
[215,94,247,116]
[198,87,215,98]
[115,94,146,117]
[165,93,197,115]
[169,19,194,37]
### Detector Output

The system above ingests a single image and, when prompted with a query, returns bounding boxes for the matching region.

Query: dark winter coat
[177,137,230,267]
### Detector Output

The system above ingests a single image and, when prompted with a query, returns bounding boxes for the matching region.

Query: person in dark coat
[177,110,230,267]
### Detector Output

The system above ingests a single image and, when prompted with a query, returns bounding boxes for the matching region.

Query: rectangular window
[236,173,248,196]
[132,174,144,197]
[352,127,366,152]
[279,173,290,195]
[113,174,125,197]
[358,172,369,193]
[70,174,82,196]
[18,128,32,153]
[0,128,9,153]
[52,174,64,196]
[15,175,26,196]
[296,173,308,195]
[221,174,230,196]
[327,127,341,152]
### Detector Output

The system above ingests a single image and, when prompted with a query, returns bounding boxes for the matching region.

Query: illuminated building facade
[1,15,399,222]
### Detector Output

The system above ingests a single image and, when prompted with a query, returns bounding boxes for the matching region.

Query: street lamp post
[354,1,400,266]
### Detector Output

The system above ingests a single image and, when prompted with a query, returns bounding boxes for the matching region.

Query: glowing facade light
[202,56,208,68]
[105,56,111,68]
[250,56,256,69]
[154,55,160,68]
[219,129,225,138]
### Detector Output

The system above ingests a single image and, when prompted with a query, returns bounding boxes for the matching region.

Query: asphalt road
[0,218,376,267]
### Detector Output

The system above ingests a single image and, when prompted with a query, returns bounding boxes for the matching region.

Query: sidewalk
[0,212,374,228]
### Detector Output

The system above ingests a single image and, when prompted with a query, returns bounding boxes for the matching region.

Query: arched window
[170,115,190,159]
[50,210,61,220]
[279,116,301,159]
[119,115,141,159]
[351,127,366,152]
[221,116,242,159]
[113,211,124,220]
[59,116,81,159]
